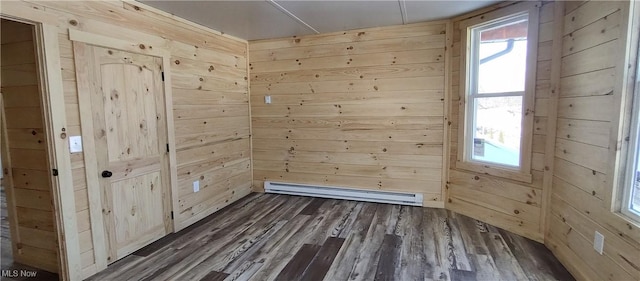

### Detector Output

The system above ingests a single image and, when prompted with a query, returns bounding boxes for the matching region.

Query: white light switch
[69,136,82,153]
[193,180,200,193]
[264,95,271,104]
[594,231,604,255]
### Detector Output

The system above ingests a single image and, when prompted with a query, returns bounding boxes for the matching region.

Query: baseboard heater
[264,181,423,206]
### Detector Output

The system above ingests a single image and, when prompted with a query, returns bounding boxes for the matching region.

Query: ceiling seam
[398,0,408,24]
[266,0,320,34]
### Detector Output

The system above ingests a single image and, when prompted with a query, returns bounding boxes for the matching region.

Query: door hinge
[52,169,59,176]
[166,143,170,153]
[170,211,174,220]
[161,71,165,81]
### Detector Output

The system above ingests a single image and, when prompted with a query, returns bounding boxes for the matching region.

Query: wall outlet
[193,180,200,193]
[264,95,271,104]
[594,231,604,255]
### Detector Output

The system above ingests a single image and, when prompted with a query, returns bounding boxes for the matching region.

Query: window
[457,3,538,182]
[468,14,528,168]
[621,49,640,221]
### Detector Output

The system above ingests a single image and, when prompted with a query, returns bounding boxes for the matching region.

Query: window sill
[613,211,640,229]
[454,160,533,184]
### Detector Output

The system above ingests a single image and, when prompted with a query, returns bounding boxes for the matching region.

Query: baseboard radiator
[264,181,423,206]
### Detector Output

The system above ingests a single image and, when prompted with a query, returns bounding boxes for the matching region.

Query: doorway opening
[1,18,60,280]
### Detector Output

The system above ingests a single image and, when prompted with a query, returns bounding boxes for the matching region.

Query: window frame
[620,36,640,222]
[608,0,640,226]
[456,2,540,183]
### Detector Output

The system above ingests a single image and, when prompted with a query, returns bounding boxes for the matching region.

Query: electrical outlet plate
[193,181,200,193]
[264,95,271,104]
[594,231,604,255]
[69,136,83,153]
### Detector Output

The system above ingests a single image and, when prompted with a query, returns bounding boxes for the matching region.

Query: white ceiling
[142,0,501,41]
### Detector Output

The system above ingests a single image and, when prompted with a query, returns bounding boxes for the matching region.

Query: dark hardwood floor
[89,193,574,281]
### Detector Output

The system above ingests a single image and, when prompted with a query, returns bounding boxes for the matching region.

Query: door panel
[79,44,171,263]
[112,171,165,258]
[102,63,159,161]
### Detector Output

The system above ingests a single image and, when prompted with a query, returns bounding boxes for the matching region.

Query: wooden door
[77,44,172,263]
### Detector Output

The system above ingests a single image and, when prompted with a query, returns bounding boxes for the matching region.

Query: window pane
[477,19,528,94]
[471,96,522,167]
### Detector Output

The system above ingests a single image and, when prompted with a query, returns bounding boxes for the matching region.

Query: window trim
[620,30,640,222]
[456,1,540,183]
[608,0,640,225]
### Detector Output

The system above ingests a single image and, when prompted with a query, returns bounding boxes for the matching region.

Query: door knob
[101,170,113,178]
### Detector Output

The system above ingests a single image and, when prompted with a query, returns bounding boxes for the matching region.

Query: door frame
[69,29,179,271]
[0,15,80,281]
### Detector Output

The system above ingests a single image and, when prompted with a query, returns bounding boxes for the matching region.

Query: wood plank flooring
[88,193,574,281]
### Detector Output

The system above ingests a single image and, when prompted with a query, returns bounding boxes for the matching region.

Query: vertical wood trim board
[521,2,541,176]
[160,55,181,233]
[541,0,564,240]
[73,41,108,272]
[247,40,256,193]
[38,22,81,280]
[249,21,449,207]
[442,21,453,200]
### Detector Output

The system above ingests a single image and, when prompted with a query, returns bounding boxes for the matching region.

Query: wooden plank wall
[446,2,556,242]
[545,1,640,280]
[248,21,448,206]
[0,19,59,272]
[2,1,251,278]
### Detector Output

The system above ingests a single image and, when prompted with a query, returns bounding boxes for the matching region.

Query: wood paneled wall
[4,1,637,280]
[545,1,640,280]
[2,1,250,278]
[446,2,556,242]
[0,19,59,272]
[248,22,448,206]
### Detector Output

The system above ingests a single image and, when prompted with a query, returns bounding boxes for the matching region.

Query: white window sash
[466,91,525,168]
[465,14,529,169]
[455,1,540,183]
[469,91,525,99]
